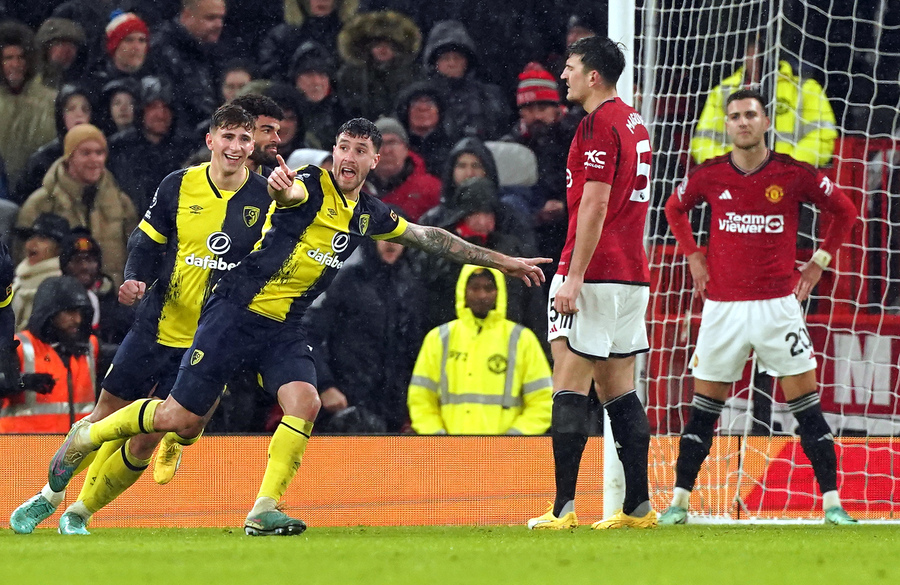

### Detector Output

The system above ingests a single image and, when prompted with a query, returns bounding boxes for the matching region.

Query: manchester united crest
[243,206,260,227]
[765,184,784,204]
[488,354,508,374]
[359,214,370,235]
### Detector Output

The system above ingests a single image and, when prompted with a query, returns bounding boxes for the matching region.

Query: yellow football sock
[256,416,313,503]
[167,430,203,446]
[75,439,125,501]
[88,399,160,445]
[81,439,151,514]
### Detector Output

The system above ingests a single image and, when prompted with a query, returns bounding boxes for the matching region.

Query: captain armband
[811,249,833,269]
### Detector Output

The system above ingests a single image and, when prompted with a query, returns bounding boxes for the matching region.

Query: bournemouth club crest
[359,214,370,236]
[243,206,260,227]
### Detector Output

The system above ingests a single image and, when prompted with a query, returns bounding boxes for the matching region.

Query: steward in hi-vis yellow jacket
[407,264,551,435]
[690,60,837,167]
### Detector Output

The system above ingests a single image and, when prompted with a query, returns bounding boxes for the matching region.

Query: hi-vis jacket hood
[454,264,506,324]
[408,264,552,435]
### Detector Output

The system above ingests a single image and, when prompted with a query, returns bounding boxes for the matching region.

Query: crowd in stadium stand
[0,1,893,434]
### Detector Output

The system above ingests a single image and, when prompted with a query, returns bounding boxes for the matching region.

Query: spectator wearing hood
[412,176,545,340]
[96,77,141,137]
[11,212,69,330]
[421,20,510,143]
[15,83,95,206]
[91,12,156,90]
[395,81,453,177]
[17,124,138,287]
[59,229,133,345]
[289,40,348,149]
[33,17,88,90]
[368,117,440,222]
[258,0,360,81]
[303,215,426,433]
[421,136,535,249]
[152,0,227,135]
[0,275,98,433]
[0,22,57,194]
[50,0,121,69]
[108,76,194,213]
[336,10,422,121]
[407,265,551,435]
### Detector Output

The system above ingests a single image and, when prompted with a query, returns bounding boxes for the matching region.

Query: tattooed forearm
[393,224,500,267]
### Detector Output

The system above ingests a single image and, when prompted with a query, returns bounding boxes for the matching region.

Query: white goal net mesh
[638,0,900,520]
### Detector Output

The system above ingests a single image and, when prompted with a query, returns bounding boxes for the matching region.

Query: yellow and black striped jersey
[136,163,274,347]
[214,165,408,324]
[0,241,13,309]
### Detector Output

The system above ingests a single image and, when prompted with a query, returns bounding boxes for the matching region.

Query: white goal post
[608,0,900,522]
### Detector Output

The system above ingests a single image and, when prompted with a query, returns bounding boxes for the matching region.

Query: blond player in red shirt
[528,36,656,530]
[661,88,858,525]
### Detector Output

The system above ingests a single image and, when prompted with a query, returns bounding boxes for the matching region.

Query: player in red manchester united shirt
[661,88,858,525]
[528,36,656,531]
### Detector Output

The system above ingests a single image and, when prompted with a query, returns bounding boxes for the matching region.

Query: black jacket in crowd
[107,77,195,213]
[152,17,223,136]
[304,238,426,433]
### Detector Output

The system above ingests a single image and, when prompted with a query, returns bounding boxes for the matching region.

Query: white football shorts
[690,294,817,382]
[547,274,650,359]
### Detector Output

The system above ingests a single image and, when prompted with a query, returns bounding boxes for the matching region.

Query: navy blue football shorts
[102,320,188,401]
[170,294,316,416]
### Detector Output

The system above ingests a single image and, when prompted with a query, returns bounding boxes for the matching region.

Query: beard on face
[251,147,279,168]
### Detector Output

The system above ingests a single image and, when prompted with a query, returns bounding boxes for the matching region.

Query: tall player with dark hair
[46,118,550,536]
[10,103,274,535]
[528,36,657,530]
[660,89,858,525]
[151,93,284,484]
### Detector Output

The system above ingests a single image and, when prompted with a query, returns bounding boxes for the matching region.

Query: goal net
[638,0,900,521]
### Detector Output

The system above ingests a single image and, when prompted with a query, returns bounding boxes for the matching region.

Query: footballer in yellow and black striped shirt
[77,118,549,536]
[98,104,275,410]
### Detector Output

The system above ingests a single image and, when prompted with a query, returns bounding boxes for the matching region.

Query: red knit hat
[105,12,149,56]
[516,62,560,107]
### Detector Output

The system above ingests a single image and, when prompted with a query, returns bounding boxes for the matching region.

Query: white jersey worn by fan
[548,97,652,359]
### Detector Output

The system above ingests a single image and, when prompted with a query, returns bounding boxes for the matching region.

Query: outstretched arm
[390,222,551,286]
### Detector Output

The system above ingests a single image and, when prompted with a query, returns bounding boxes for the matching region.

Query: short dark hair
[566,36,626,85]
[222,58,256,78]
[209,103,255,134]
[336,118,383,151]
[726,88,768,114]
[231,93,283,121]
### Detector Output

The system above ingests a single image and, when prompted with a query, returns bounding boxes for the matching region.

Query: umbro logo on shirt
[189,204,203,214]
[719,190,733,200]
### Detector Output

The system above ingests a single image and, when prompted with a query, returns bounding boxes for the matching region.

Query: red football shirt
[558,97,652,283]
[665,152,857,301]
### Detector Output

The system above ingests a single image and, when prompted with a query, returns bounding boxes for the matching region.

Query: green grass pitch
[1,525,897,585]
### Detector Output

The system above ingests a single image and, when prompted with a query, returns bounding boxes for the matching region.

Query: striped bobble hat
[516,62,560,107]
